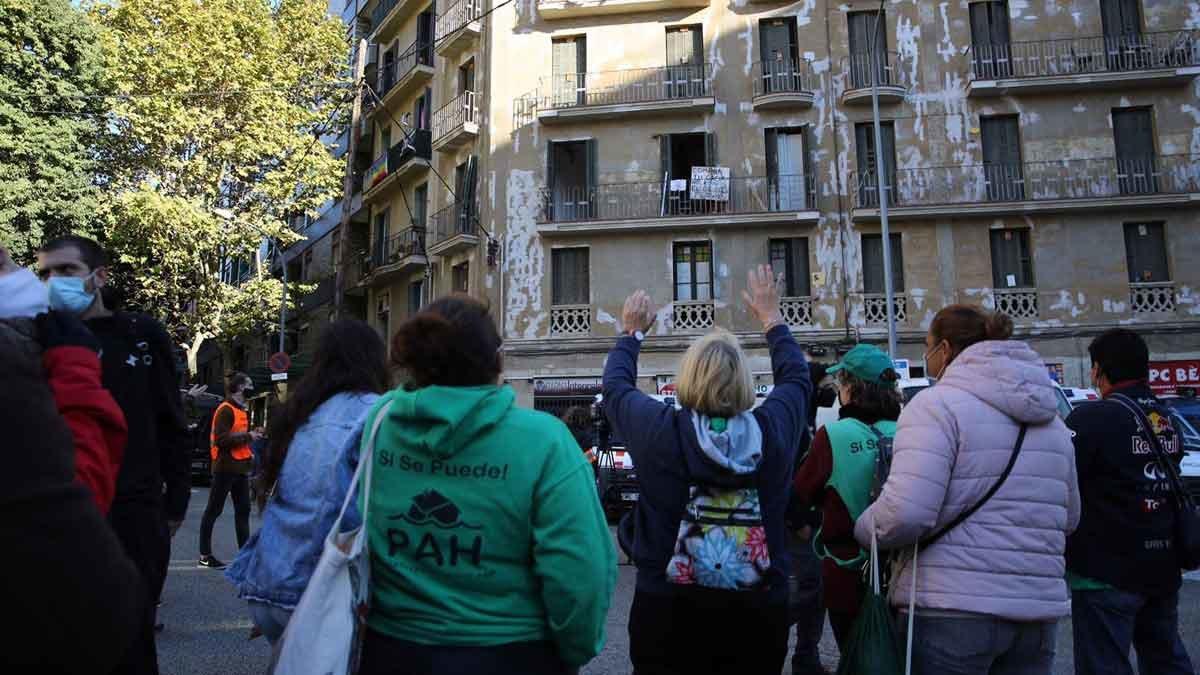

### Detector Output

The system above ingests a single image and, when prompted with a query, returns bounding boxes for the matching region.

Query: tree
[0,0,108,262]
[91,0,349,375]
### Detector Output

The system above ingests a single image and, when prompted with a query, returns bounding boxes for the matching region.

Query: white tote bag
[272,400,393,675]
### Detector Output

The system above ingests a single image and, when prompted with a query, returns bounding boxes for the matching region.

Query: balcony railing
[672,300,714,332]
[862,293,907,325]
[372,0,400,29]
[299,277,336,312]
[537,63,711,110]
[378,38,434,97]
[435,0,482,42]
[539,173,815,223]
[780,297,814,328]
[432,91,479,143]
[969,30,1200,80]
[372,226,426,269]
[993,288,1039,319]
[850,154,1200,209]
[1130,281,1176,314]
[843,51,902,90]
[550,304,591,336]
[430,201,477,244]
[752,55,818,97]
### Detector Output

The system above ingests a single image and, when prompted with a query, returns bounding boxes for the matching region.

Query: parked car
[1161,392,1200,500]
[1060,386,1101,408]
[183,389,223,486]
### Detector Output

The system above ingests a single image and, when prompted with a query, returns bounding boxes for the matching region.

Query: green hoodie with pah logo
[361,384,616,666]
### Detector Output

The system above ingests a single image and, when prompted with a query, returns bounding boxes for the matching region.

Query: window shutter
[764,129,778,180]
[862,235,881,293]
[889,233,905,291]
[1124,223,1169,282]
[659,135,672,180]
[794,238,811,296]
[705,132,717,166]
[585,139,598,218]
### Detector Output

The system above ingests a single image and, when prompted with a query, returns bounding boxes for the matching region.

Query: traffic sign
[268,351,291,373]
[271,372,289,382]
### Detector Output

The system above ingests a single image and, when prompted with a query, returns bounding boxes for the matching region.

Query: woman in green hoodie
[352,295,617,675]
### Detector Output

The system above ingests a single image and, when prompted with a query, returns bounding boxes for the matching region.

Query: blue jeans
[1071,588,1194,675]
[906,614,1057,675]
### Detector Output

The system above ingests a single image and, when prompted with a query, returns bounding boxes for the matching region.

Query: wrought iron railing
[780,297,814,327]
[372,227,426,269]
[372,0,400,30]
[850,154,1200,209]
[365,130,433,193]
[1130,281,1176,314]
[993,288,1039,320]
[672,300,714,332]
[537,63,711,110]
[432,91,480,144]
[843,51,902,90]
[550,305,591,336]
[378,38,434,97]
[969,30,1200,80]
[752,55,818,97]
[539,173,815,223]
[436,0,482,42]
[430,201,477,245]
[861,293,907,325]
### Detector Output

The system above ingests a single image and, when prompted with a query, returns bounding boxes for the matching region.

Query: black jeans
[198,471,250,557]
[357,629,573,675]
[1071,588,1194,675]
[629,588,790,675]
[108,501,169,675]
[788,532,826,673]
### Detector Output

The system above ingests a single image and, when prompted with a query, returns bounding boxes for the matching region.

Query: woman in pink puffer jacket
[855,305,1080,675]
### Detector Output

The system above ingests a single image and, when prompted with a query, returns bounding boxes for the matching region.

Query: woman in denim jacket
[226,319,390,643]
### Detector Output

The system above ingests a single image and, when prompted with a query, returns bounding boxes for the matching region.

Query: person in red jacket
[0,245,126,512]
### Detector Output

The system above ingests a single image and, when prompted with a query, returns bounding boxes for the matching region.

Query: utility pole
[278,237,287,353]
[334,36,370,319]
[868,1,898,358]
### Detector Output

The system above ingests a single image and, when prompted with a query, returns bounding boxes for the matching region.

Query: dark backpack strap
[919,424,1028,549]
[1110,394,1195,510]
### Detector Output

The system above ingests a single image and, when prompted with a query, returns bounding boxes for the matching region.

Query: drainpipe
[822,0,851,343]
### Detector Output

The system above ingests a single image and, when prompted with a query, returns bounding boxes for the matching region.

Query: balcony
[368,227,427,285]
[534,64,714,124]
[363,129,434,204]
[550,305,591,336]
[427,202,479,256]
[751,56,817,110]
[536,0,707,20]
[993,288,1039,320]
[435,0,482,57]
[537,174,819,236]
[373,39,435,113]
[849,154,1200,221]
[433,91,480,152]
[780,297,814,328]
[967,31,1200,97]
[1130,282,1176,314]
[861,293,907,326]
[672,300,714,333]
[370,0,423,41]
[841,51,906,105]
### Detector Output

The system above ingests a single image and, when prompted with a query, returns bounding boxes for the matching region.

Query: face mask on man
[47,274,97,315]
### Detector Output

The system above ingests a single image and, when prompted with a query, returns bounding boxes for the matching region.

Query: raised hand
[621,290,655,335]
[742,264,784,331]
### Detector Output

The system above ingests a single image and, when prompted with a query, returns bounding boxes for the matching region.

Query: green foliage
[0,0,108,262]
[91,0,349,370]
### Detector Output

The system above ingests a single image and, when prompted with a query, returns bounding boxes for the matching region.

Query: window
[452,261,470,293]
[862,233,904,293]
[413,183,428,230]
[408,280,423,314]
[1124,222,1169,283]
[990,229,1034,288]
[769,238,811,297]
[380,46,397,91]
[848,10,889,88]
[660,132,716,215]
[380,124,391,155]
[854,122,896,207]
[459,59,475,95]
[1101,0,1145,70]
[665,26,704,98]
[674,241,713,301]
[547,140,596,221]
[1112,108,1157,194]
[551,247,589,306]
[765,127,809,210]
[414,87,432,131]
[303,250,314,281]
[417,8,435,65]
[980,115,1024,201]
[759,18,799,94]
[551,36,586,107]
[969,1,1012,78]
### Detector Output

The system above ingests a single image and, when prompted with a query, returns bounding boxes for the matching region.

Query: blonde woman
[602,265,812,675]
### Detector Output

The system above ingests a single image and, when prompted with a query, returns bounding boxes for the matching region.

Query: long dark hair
[390,294,502,387]
[258,319,390,511]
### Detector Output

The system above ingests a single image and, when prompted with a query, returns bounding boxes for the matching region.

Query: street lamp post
[868,3,899,359]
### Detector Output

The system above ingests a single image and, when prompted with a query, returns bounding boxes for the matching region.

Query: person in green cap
[792,343,901,653]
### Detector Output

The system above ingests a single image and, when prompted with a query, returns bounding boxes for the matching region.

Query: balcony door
[854,121,896,207]
[1113,107,1157,194]
[766,127,807,211]
[969,1,1011,78]
[862,233,904,293]
[661,132,716,215]
[759,18,799,94]
[990,229,1034,289]
[547,140,596,222]
[552,36,586,107]
[417,9,435,66]
[848,10,888,88]
[1101,0,1145,71]
[674,241,713,301]
[373,209,390,267]
[1124,222,1169,283]
[981,115,1024,201]
[666,26,704,99]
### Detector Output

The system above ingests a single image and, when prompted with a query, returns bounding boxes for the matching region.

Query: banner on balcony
[366,159,389,189]
[689,166,730,201]
[1149,360,1200,394]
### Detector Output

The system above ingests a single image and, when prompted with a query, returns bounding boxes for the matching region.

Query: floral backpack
[665,483,770,591]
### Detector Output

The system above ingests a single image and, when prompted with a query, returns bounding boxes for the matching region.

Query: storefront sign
[533,378,602,396]
[1149,360,1200,394]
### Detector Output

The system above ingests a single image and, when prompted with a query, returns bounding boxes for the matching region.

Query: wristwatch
[625,329,645,342]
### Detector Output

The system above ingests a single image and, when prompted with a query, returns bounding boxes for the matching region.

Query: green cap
[826,344,894,384]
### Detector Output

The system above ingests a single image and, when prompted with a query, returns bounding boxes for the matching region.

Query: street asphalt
[158,487,1200,675]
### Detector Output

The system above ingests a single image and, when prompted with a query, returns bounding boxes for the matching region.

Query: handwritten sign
[689,166,730,202]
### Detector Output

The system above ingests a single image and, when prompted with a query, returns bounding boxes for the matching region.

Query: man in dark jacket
[39,235,190,675]
[1066,328,1194,675]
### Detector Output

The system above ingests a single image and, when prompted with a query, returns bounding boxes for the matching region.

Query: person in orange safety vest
[197,372,260,569]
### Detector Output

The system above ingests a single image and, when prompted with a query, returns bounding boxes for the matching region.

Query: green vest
[812,418,897,568]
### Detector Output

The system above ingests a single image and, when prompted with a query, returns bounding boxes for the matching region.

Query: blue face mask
[47,275,97,315]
